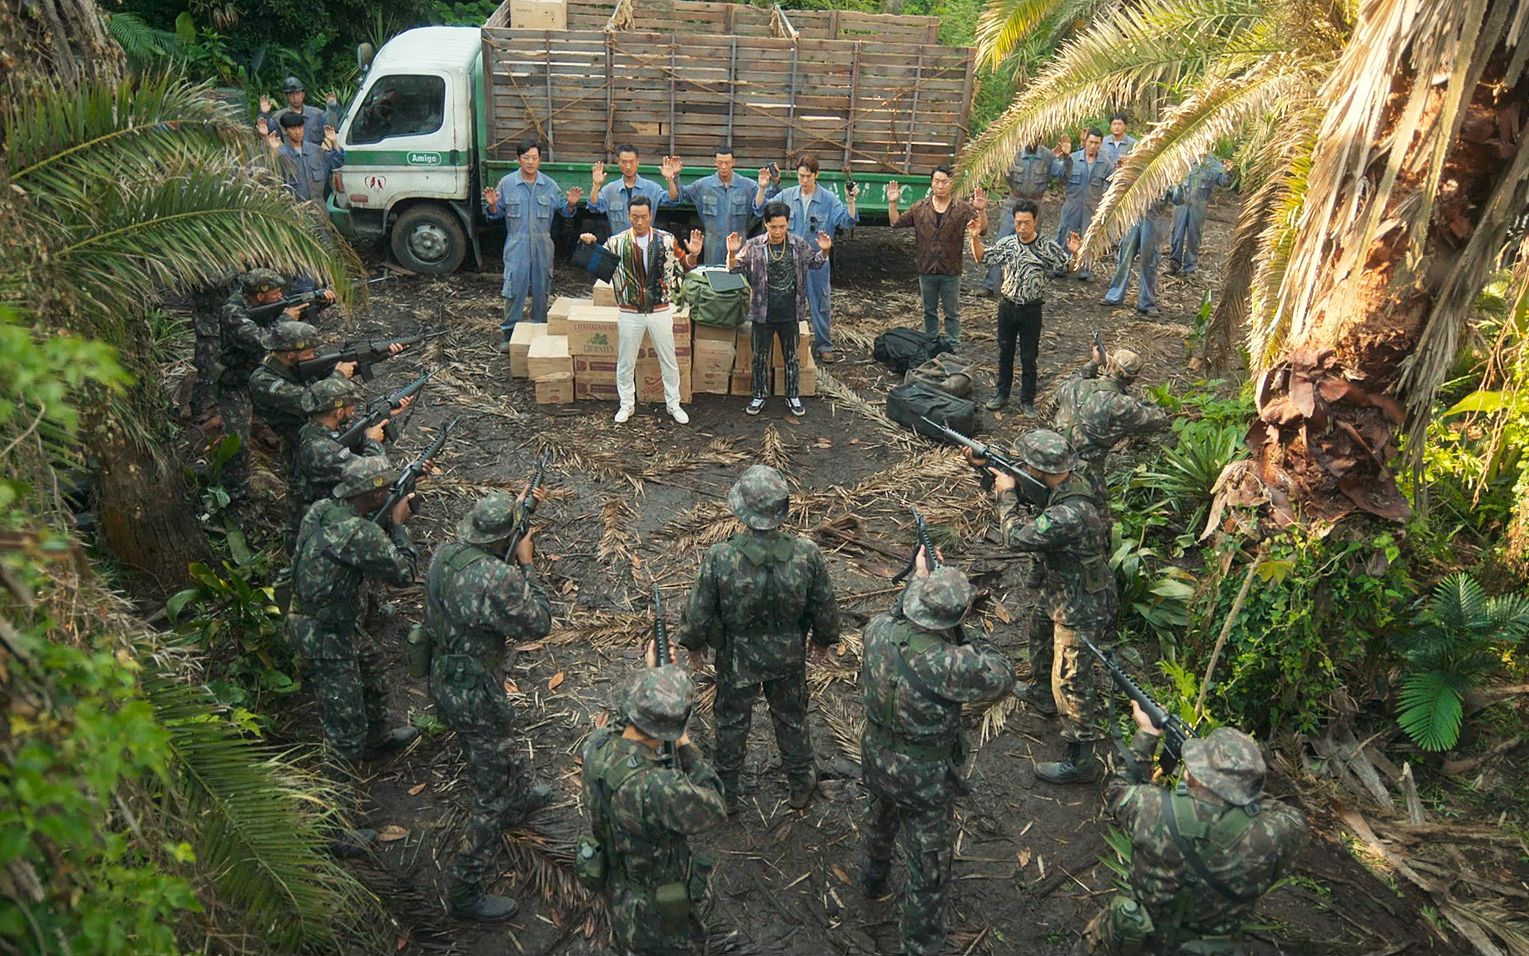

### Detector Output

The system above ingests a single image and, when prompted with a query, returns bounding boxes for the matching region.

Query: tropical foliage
[1394,573,1529,752]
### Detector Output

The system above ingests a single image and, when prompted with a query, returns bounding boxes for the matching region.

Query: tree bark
[0,0,122,104]
[94,432,212,599]
[1237,1,1529,528]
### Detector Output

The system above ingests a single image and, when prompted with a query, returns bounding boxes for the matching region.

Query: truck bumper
[327,201,387,243]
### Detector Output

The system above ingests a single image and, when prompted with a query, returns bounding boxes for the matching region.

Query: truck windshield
[348,75,446,145]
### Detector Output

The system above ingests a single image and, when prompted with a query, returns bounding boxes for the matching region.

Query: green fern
[1393,573,1529,752]
[107,12,183,69]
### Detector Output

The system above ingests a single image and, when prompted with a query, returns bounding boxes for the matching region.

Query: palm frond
[957,0,1268,187]
[975,0,1114,70]
[1247,146,1313,367]
[144,672,391,951]
[107,12,183,69]
[4,72,247,212]
[44,167,360,320]
[1081,59,1307,257]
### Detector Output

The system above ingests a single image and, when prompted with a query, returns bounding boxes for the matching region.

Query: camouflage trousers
[1029,608,1106,743]
[217,384,252,499]
[1076,904,1246,956]
[713,670,813,787]
[289,616,388,766]
[609,877,702,955]
[864,772,956,956]
[430,659,534,901]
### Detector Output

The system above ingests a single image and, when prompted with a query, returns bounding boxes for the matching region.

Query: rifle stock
[1076,632,1195,773]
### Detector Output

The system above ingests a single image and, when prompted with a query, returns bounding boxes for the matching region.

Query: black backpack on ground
[886,380,978,442]
[873,328,954,374]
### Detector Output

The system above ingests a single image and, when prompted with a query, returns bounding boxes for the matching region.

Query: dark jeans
[751,321,800,399]
[995,298,1043,403]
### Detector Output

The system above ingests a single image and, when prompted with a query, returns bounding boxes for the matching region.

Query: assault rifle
[333,370,434,450]
[294,329,449,383]
[650,582,677,763]
[892,506,939,584]
[918,417,1054,505]
[1076,631,1196,774]
[371,416,460,525]
[503,454,550,561]
[247,289,335,326]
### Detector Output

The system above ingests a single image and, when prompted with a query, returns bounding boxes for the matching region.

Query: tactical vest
[1139,791,1267,952]
[864,623,962,763]
[425,543,499,672]
[290,500,368,627]
[584,727,691,889]
[1047,477,1112,597]
[714,531,807,654]
[250,357,307,437]
[1056,376,1123,463]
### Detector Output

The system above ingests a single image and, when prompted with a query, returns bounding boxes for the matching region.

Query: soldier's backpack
[886,380,977,442]
[678,269,749,327]
[904,354,974,399]
[873,328,954,374]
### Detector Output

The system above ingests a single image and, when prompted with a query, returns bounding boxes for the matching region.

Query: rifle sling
[1163,796,1261,905]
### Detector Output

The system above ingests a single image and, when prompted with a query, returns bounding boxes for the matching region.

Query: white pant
[616,307,682,409]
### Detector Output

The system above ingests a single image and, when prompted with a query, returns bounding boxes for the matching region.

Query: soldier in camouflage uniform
[426,491,554,921]
[975,429,1116,784]
[189,273,236,422]
[1052,345,1170,504]
[1079,703,1306,955]
[292,376,413,508]
[217,270,299,500]
[861,560,1015,956]
[581,663,727,955]
[677,464,841,811]
[250,321,358,546]
[288,456,421,771]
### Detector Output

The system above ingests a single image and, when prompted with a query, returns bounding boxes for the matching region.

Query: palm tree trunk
[1240,2,1529,527]
[95,433,212,598]
[0,0,122,103]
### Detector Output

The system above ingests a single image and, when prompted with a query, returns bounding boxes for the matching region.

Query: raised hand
[686,229,704,256]
[1222,159,1235,172]
[256,116,270,138]
[817,231,833,253]
[482,186,500,208]
[265,130,281,151]
[972,187,988,212]
[592,161,606,190]
[322,126,338,149]
[661,155,682,179]
[1054,137,1071,158]
[567,186,583,206]
[725,231,743,255]
[259,95,272,114]
[758,166,772,188]
[967,215,985,237]
[885,180,902,205]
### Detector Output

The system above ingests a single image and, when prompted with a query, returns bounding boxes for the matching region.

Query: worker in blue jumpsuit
[662,146,775,266]
[587,144,669,237]
[1055,129,1114,282]
[483,140,578,349]
[1102,187,1180,317]
[1169,155,1235,274]
[757,152,858,364]
[984,143,1066,294]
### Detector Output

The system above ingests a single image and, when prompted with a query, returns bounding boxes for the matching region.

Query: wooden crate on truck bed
[482,0,974,177]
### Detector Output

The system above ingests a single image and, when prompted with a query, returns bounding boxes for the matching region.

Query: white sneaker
[787,398,805,417]
[668,406,689,425]
[614,406,634,424]
[746,398,766,415]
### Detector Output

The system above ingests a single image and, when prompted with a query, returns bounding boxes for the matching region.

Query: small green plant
[1111,533,1195,653]
[1393,573,1529,752]
[168,557,299,714]
[1129,420,1247,538]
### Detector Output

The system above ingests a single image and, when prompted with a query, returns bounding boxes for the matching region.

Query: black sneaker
[787,398,805,417]
[985,396,1008,411]
[746,398,766,416]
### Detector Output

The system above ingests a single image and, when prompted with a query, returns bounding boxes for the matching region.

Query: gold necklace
[768,240,787,262]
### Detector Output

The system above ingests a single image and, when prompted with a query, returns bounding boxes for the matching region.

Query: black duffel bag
[873,328,954,374]
[887,380,977,442]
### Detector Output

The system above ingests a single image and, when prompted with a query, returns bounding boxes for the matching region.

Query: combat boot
[787,770,816,810]
[1014,681,1057,716]
[509,783,554,823]
[1034,741,1101,785]
[363,725,421,759]
[862,858,891,899]
[451,892,520,922]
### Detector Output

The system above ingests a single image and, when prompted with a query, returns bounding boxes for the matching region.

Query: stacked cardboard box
[593,280,616,307]
[547,296,585,337]
[508,322,545,379]
[567,307,692,403]
[526,334,572,403]
[693,324,737,395]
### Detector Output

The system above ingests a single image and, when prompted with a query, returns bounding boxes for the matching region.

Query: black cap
[283,76,304,94]
[278,112,306,128]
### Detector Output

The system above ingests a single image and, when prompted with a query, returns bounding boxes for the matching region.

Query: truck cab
[328,26,482,274]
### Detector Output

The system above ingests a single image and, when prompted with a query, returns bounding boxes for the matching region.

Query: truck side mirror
[357,43,376,71]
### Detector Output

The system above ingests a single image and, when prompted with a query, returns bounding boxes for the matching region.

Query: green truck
[327,0,977,274]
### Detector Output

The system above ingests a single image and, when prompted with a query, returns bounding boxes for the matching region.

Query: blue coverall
[588,175,669,236]
[1055,151,1116,280]
[679,173,772,265]
[1170,156,1233,273]
[485,171,575,335]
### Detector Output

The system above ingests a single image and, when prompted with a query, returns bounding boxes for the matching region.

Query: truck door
[339,71,473,273]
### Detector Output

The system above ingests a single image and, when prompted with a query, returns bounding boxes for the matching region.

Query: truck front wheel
[391,205,467,275]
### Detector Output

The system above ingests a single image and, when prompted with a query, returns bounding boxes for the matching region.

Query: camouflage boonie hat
[623,666,694,742]
[240,268,284,295]
[1015,429,1077,475]
[457,492,520,546]
[1106,348,1143,380]
[269,320,319,352]
[1183,727,1266,807]
[332,455,393,499]
[301,375,358,415]
[902,566,975,630]
[727,464,789,531]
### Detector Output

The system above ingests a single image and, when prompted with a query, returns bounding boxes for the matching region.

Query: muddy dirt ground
[235,196,1462,955]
